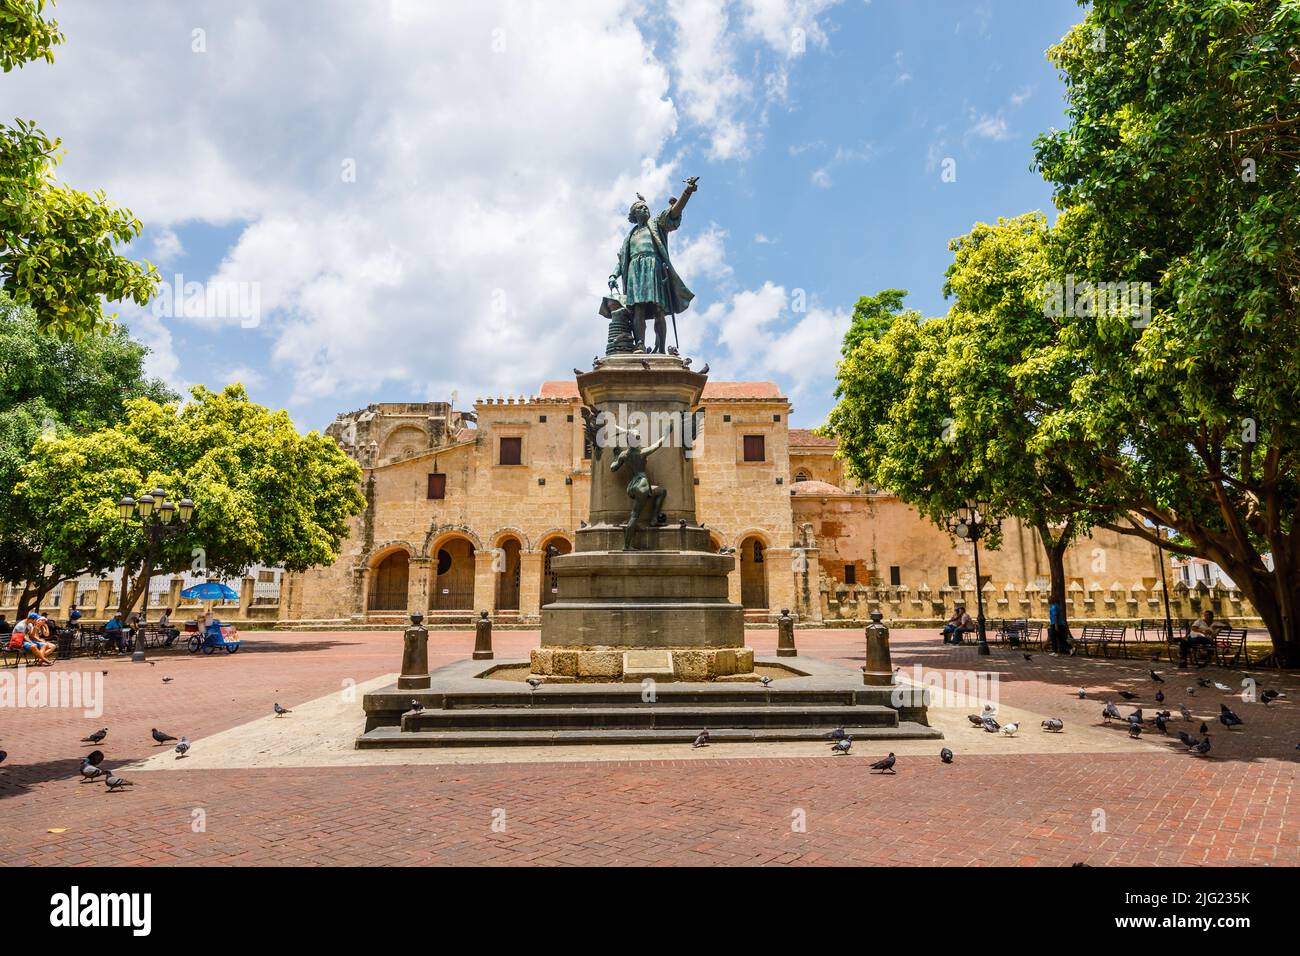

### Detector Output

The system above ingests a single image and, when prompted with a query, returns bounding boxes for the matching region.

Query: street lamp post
[118,488,195,663]
[1156,526,1175,646]
[947,499,1001,657]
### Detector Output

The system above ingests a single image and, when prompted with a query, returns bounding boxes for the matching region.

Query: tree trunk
[1035,521,1072,648]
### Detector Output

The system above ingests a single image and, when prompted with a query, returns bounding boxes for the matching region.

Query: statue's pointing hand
[683,176,699,192]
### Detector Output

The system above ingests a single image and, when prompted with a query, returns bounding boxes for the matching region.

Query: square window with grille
[427,472,447,499]
[743,434,765,462]
[499,437,522,465]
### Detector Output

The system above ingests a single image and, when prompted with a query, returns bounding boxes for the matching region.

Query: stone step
[357,721,943,748]
[439,689,867,709]
[400,703,900,732]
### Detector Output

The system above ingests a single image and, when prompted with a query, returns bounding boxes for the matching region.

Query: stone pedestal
[536,354,748,681]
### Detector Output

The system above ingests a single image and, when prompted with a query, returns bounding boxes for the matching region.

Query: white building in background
[1169,555,1274,591]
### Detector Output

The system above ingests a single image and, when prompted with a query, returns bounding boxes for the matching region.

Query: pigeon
[1041,718,1064,733]
[681,357,691,367]
[1154,713,1169,735]
[1213,682,1231,692]
[692,729,710,749]
[1261,689,1282,705]
[1102,701,1122,722]
[572,368,584,377]
[1179,704,1193,721]
[759,676,773,688]
[1128,722,1143,739]
[174,737,190,758]
[525,678,543,691]
[274,703,291,716]
[79,761,105,783]
[699,363,710,375]
[1198,678,1212,688]
[1077,688,1087,699]
[831,737,852,755]
[1219,704,1243,728]
[409,699,425,714]
[967,714,985,726]
[151,728,177,745]
[1023,653,1033,661]
[1187,686,1196,696]
[1191,736,1212,756]
[981,716,1000,733]
[1155,690,1165,703]
[869,752,897,773]
[1000,721,1020,737]
[1119,691,1139,701]
[161,677,173,684]
[104,774,133,792]
[1150,670,1165,683]
[0,750,5,765]
[828,727,848,741]
[640,359,651,370]
[1127,709,1144,723]
[940,747,954,763]
[1177,731,1194,746]
[81,728,108,744]
[1200,722,1210,735]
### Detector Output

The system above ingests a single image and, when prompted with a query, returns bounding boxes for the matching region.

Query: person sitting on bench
[942,605,975,644]
[1178,609,1225,666]
[158,607,179,646]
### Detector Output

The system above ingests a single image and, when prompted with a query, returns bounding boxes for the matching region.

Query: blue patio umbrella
[180,581,239,601]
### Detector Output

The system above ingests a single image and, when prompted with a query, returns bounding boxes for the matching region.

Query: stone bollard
[473,609,494,660]
[776,608,797,657]
[398,613,430,690]
[863,610,893,686]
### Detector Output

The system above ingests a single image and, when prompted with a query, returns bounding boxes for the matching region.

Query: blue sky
[5,0,1085,431]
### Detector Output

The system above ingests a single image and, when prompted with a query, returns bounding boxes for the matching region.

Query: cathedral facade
[279,375,1219,628]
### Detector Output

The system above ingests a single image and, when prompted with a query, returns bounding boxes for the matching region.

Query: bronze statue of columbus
[607,176,698,354]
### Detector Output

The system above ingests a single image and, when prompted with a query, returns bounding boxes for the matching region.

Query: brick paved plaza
[2,627,1296,867]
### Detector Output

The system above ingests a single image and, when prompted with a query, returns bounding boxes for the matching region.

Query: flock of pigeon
[67,698,293,793]
[1091,669,1272,757]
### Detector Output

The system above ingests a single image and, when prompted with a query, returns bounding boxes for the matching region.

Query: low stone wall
[819,579,1262,629]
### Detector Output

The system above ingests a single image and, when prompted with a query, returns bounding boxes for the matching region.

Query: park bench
[994,618,1043,648]
[1214,626,1249,667]
[1075,624,1127,658]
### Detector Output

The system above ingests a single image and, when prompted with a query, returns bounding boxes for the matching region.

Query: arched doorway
[495,538,522,611]
[369,551,409,611]
[739,536,768,610]
[431,537,475,611]
[540,537,572,608]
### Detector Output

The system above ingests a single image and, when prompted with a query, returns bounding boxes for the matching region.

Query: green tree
[17,384,366,617]
[1031,0,1300,661]
[0,291,173,615]
[1,0,157,336]
[827,246,1112,636]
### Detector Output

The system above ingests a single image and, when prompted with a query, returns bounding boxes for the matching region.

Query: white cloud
[754,232,777,244]
[686,281,850,400]
[666,0,842,161]
[149,227,184,264]
[11,0,683,413]
[11,0,846,422]
[967,111,1011,141]
[1009,85,1032,107]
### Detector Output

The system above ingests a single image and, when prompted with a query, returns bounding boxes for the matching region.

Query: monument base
[530,645,756,682]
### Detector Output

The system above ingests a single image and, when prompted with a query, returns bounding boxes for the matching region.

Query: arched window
[794,470,809,483]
